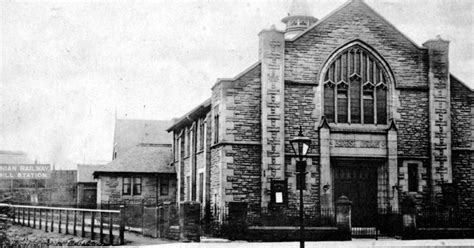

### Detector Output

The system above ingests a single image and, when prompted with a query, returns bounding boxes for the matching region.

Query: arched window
[323,45,388,124]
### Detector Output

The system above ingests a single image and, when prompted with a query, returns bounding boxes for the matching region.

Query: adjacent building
[94,119,177,205]
[168,0,474,227]
[77,164,100,207]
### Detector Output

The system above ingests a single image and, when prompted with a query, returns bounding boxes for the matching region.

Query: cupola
[281,0,318,39]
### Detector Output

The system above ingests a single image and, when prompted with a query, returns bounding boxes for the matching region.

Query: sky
[0,0,472,169]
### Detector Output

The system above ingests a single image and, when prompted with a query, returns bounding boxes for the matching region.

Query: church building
[167,0,474,228]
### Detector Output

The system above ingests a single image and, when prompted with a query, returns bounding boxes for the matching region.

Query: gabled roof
[77,164,102,183]
[167,98,211,132]
[93,145,174,177]
[113,119,172,158]
[289,0,422,49]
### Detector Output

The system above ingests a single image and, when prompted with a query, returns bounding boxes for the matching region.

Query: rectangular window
[337,89,348,123]
[186,130,191,156]
[186,176,191,201]
[132,177,142,195]
[324,85,335,122]
[199,121,205,150]
[198,172,204,203]
[363,90,374,124]
[123,177,131,195]
[408,163,418,192]
[376,87,387,124]
[350,80,361,123]
[160,176,169,196]
[214,106,219,144]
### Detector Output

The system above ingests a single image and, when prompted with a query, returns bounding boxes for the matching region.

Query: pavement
[133,239,474,248]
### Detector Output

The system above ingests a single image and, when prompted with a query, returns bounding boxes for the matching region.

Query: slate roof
[113,119,172,159]
[167,98,211,132]
[94,145,174,176]
[77,164,102,183]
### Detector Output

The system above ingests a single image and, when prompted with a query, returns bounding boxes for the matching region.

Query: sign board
[0,164,51,179]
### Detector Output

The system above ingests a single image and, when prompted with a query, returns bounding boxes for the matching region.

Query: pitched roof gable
[94,145,174,176]
[113,119,172,158]
[290,0,422,50]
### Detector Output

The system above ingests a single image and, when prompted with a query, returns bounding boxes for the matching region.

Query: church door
[334,161,378,227]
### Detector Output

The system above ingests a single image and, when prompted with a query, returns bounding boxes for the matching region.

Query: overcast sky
[0,0,472,169]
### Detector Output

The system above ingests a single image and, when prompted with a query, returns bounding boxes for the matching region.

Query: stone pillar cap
[336,195,352,205]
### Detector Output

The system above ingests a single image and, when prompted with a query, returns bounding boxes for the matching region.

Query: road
[140,239,474,247]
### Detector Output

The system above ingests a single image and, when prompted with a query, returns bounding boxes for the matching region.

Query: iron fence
[350,207,402,239]
[417,207,472,228]
[2,203,124,245]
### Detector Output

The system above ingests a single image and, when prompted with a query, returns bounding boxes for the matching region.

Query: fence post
[58,210,62,233]
[51,209,54,232]
[91,211,95,240]
[227,202,248,240]
[65,210,69,235]
[141,199,145,235]
[109,212,114,245]
[44,209,48,232]
[336,196,352,241]
[22,208,25,226]
[401,196,417,240]
[119,205,125,245]
[33,208,36,228]
[179,201,201,242]
[39,209,42,229]
[81,211,85,238]
[99,212,103,243]
[27,208,30,227]
[73,210,77,236]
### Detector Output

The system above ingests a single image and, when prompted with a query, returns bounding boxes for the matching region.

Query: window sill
[328,123,390,133]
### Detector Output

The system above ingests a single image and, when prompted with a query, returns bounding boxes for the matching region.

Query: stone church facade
[168,0,474,226]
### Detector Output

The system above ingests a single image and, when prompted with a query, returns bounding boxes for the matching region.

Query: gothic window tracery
[323,45,388,124]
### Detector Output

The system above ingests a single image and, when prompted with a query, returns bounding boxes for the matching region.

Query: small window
[160,176,169,196]
[186,176,191,201]
[198,172,204,203]
[123,177,131,195]
[408,163,418,192]
[133,177,142,195]
[213,106,220,144]
[199,121,205,150]
[186,130,191,156]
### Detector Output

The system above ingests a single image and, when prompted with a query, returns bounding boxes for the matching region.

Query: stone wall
[284,0,428,89]
[223,64,261,142]
[451,77,473,149]
[452,150,474,226]
[210,147,222,209]
[98,174,176,205]
[396,90,430,157]
[284,156,320,209]
[284,83,319,153]
[224,145,261,204]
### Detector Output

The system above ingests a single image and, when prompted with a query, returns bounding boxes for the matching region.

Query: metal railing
[1,203,125,245]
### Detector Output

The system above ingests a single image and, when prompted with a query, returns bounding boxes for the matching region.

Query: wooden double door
[334,160,378,227]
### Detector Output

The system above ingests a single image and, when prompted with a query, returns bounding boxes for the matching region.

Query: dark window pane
[199,173,204,203]
[337,89,348,123]
[123,177,131,195]
[324,85,335,122]
[350,79,361,123]
[408,163,418,192]
[160,176,169,196]
[133,177,142,195]
[363,90,374,124]
[376,87,387,124]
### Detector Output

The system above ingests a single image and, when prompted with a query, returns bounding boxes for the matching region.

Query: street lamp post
[290,126,311,248]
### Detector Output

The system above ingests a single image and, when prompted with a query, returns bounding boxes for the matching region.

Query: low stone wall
[246,226,342,242]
